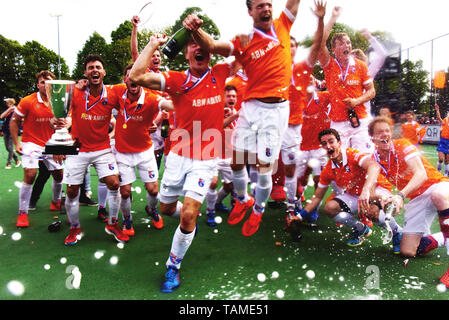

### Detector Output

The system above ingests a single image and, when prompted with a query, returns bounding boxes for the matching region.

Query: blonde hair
[5,98,16,106]
[368,116,394,137]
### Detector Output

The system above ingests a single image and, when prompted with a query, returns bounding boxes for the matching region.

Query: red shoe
[145,206,164,230]
[358,212,373,228]
[105,222,130,243]
[270,186,286,202]
[122,226,135,237]
[440,267,449,288]
[242,210,263,237]
[50,200,61,211]
[228,196,255,225]
[16,213,29,228]
[65,227,82,245]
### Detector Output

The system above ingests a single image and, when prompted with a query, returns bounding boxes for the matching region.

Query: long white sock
[120,197,132,221]
[376,210,403,234]
[65,190,80,227]
[254,171,272,214]
[52,179,63,203]
[432,232,445,247]
[166,225,195,270]
[206,188,217,210]
[284,175,297,203]
[233,168,248,203]
[333,211,364,231]
[437,161,443,172]
[98,182,108,208]
[146,193,158,210]
[107,189,121,224]
[18,182,33,213]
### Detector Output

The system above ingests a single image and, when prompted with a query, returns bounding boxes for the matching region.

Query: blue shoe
[161,266,180,293]
[206,209,217,227]
[392,232,402,255]
[215,203,229,213]
[298,209,318,226]
[347,225,372,247]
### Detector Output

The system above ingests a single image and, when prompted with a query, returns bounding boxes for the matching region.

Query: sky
[1,0,448,78]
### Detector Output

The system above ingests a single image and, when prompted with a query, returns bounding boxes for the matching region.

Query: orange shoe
[105,222,129,243]
[146,206,164,230]
[228,195,255,225]
[440,267,449,288]
[358,212,373,228]
[270,186,286,202]
[50,200,61,211]
[122,226,135,236]
[242,210,263,237]
[16,213,29,228]
[65,227,82,245]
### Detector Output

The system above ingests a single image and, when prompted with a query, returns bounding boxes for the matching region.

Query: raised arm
[130,16,140,62]
[306,0,326,66]
[435,103,444,123]
[129,34,167,90]
[183,14,233,57]
[286,0,301,18]
[318,6,341,67]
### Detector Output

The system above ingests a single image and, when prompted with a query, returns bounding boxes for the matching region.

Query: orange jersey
[401,121,420,145]
[322,56,372,122]
[111,84,160,153]
[162,63,231,160]
[70,85,119,152]
[300,91,331,151]
[289,60,314,125]
[15,92,55,147]
[441,117,449,139]
[319,148,391,196]
[374,139,449,199]
[230,10,294,101]
[226,71,247,112]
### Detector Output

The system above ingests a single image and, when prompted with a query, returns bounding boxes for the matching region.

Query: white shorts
[232,99,289,164]
[334,187,392,214]
[114,146,159,186]
[159,152,217,204]
[331,117,374,154]
[63,148,118,185]
[151,128,165,151]
[281,124,302,165]
[403,182,449,235]
[296,148,328,177]
[21,142,64,171]
[214,158,233,184]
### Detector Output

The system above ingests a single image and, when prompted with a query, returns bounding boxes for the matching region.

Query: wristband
[397,192,405,201]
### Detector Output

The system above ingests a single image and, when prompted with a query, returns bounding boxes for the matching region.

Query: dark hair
[123,63,134,77]
[225,84,237,92]
[84,54,105,70]
[35,70,56,82]
[290,36,298,47]
[246,0,252,10]
[318,128,340,143]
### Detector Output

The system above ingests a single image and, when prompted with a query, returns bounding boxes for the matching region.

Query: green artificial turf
[0,143,448,302]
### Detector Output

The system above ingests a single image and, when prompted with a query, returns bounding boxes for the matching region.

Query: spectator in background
[435,103,449,177]
[401,110,421,146]
[1,98,21,169]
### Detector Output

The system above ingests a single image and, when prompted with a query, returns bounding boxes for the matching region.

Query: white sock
[206,188,217,210]
[216,187,229,204]
[233,168,248,203]
[146,193,158,210]
[18,182,33,213]
[65,190,80,227]
[284,175,297,203]
[120,197,132,221]
[333,211,364,231]
[166,225,195,270]
[376,210,402,234]
[432,232,445,247]
[107,189,121,224]
[437,161,443,172]
[52,179,63,203]
[254,171,272,214]
[98,182,108,208]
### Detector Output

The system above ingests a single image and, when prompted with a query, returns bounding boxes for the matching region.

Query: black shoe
[79,192,98,207]
[28,202,37,211]
[97,207,108,222]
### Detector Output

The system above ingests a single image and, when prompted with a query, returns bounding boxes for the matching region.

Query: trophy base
[43,144,80,155]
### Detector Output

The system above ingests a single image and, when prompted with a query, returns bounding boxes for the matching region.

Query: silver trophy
[43,80,80,155]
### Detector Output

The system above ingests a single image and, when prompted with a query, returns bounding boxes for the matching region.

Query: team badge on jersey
[102,98,108,105]
[266,148,272,157]
[148,170,155,179]
[198,178,205,188]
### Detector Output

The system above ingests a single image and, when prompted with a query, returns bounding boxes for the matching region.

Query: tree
[400,59,429,114]
[72,32,109,81]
